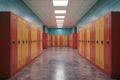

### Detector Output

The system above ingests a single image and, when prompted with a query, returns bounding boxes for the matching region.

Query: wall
[0,0,43,29]
[47,28,73,36]
[77,0,120,30]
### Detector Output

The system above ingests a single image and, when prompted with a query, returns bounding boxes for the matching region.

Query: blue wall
[77,0,120,31]
[0,0,43,29]
[47,28,73,36]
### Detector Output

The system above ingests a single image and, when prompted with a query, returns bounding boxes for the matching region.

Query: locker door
[80,29,82,54]
[22,20,27,66]
[10,13,17,75]
[99,17,104,69]
[52,36,55,46]
[40,31,43,53]
[86,25,90,60]
[92,22,96,64]
[84,28,87,57]
[90,24,93,62]
[17,17,22,69]
[82,29,85,56]
[95,20,100,66]
[58,36,60,47]
[31,26,34,59]
[27,23,31,63]
[104,13,112,75]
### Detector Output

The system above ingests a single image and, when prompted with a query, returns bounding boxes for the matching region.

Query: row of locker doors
[78,16,106,70]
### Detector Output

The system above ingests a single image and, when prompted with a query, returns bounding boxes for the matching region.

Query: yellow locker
[99,17,104,69]
[21,20,26,66]
[17,17,22,69]
[52,36,55,46]
[58,36,60,46]
[31,25,37,59]
[95,19,100,66]
[86,24,90,60]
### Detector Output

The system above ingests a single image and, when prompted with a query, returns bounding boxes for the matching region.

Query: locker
[43,33,48,49]
[104,13,112,77]
[27,23,31,63]
[95,19,100,66]
[40,30,43,53]
[0,12,17,78]
[90,22,96,64]
[37,29,41,55]
[86,24,90,60]
[99,17,104,69]
[31,25,37,59]
[57,36,60,46]
[84,28,87,58]
[52,36,55,46]
[17,17,23,69]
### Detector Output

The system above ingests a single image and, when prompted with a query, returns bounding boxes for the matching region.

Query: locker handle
[101,41,104,44]
[26,41,27,43]
[18,41,20,44]
[88,40,89,43]
[22,41,24,44]
[12,41,15,44]
[96,40,99,44]
[106,40,110,44]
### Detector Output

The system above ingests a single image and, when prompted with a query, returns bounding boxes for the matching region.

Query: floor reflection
[8,47,116,80]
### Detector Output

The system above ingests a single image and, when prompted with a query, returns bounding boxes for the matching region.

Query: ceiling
[23,0,98,28]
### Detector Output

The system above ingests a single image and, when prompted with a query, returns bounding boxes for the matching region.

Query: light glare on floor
[53,0,69,6]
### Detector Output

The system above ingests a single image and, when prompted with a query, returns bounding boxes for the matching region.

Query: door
[99,17,105,69]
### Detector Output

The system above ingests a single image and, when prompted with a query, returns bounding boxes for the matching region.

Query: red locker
[37,29,41,55]
[27,23,31,64]
[0,12,17,78]
[84,28,87,58]
[43,33,48,49]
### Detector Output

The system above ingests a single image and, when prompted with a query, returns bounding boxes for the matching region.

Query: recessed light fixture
[56,16,65,18]
[56,20,64,21]
[54,10,66,14]
[53,0,69,6]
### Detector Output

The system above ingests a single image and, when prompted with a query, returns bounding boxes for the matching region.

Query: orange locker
[57,36,60,46]
[52,36,56,47]
[43,33,48,49]
[31,25,37,60]
[84,28,87,58]
[27,23,31,64]
[37,29,41,55]
[86,24,90,60]
[40,30,43,53]
[90,22,96,64]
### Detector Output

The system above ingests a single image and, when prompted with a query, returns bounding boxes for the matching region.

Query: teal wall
[0,0,43,29]
[47,28,74,36]
[77,0,120,31]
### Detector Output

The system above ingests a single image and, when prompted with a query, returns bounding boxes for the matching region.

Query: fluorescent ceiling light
[56,16,65,18]
[56,20,64,21]
[55,10,66,14]
[53,0,69,6]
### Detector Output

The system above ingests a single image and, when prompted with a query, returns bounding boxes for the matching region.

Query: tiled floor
[8,47,116,80]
